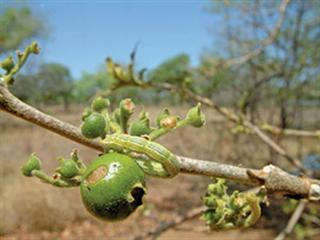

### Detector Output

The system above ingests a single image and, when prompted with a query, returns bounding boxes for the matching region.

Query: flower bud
[186,103,205,128]
[130,118,152,136]
[91,96,110,112]
[160,116,178,129]
[81,112,107,139]
[22,153,41,177]
[156,108,170,128]
[56,159,79,178]
[29,42,40,54]
[120,98,135,118]
[0,56,15,72]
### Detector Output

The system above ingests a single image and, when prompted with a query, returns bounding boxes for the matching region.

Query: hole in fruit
[130,187,145,208]
[86,166,108,185]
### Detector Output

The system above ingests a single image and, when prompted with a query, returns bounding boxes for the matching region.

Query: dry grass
[0,104,319,239]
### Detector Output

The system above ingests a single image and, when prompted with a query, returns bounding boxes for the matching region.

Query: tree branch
[275,200,307,240]
[260,124,320,138]
[221,0,291,68]
[155,83,305,170]
[0,83,319,201]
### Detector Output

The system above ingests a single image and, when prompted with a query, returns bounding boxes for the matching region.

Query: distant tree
[72,71,112,103]
[147,54,194,104]
[10,74,41,104]
[202,0,320,126]
[148,53,192,84]
[37,63,73,110]
[0,6,46,54]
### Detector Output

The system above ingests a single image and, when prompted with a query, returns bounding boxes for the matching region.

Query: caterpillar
[101,133,180,178]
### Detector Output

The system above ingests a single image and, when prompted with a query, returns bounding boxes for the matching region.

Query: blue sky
[2,0,217,78]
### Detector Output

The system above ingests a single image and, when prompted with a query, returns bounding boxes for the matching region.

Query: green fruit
[22,153,41,177]
[130,118,152,136]
[81,112,106,139]
[56,159,79,178]
[0,56,15,72]
[80,153,146,221]
[186,103,205,128]
[29,42,40,54]
[91,97,110,112]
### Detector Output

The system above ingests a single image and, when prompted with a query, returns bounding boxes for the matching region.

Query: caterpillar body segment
[101,134,180,178]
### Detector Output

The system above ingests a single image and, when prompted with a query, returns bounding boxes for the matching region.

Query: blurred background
[0,0,319,239]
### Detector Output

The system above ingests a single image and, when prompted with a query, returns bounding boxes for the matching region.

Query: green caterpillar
[101,133,180,178]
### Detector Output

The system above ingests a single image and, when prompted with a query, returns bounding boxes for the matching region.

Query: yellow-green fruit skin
[91,97,109,112]
[81,112,106,138]
[130,119,152,136]
[22,154,41,177]
[80,153,146,221]
[57,160,79,178]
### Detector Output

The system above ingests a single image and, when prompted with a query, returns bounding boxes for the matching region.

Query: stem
[3,42,39,85]
[31,170,81,187]
[0,83,102,151]
[149,118,190,140]
[155,83,305,171]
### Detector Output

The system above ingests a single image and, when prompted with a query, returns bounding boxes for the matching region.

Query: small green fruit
[80,153,146,221]
[56,159,79,178]
[29,42,40,54]
[0,56,15,72]
[130,118,152,136]
[186,103,205,128]
[22,153,41,177]
[81,112,106,139]
[91,97,110,112]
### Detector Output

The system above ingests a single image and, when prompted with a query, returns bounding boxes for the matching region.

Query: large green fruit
[80,153,146,221]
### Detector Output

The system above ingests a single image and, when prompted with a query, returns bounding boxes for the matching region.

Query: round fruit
[81,112,106,138]
[130,119,152,136]
[91,97,110,112]
[22,153,41,177]
[80,153,146,221]
[57,159,79,178]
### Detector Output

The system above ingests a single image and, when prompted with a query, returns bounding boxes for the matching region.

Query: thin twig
[260,124,320,138]
[275,200,307,240]
[1,83,320,200]
[131,206,205,240]
[152,82,319,139]
[302,213,320,226]
[161,84,304,170]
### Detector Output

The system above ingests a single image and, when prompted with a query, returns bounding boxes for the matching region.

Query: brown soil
[1,105,319,240]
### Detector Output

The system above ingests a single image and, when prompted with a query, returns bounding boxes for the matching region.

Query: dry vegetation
[0,105,319,240]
